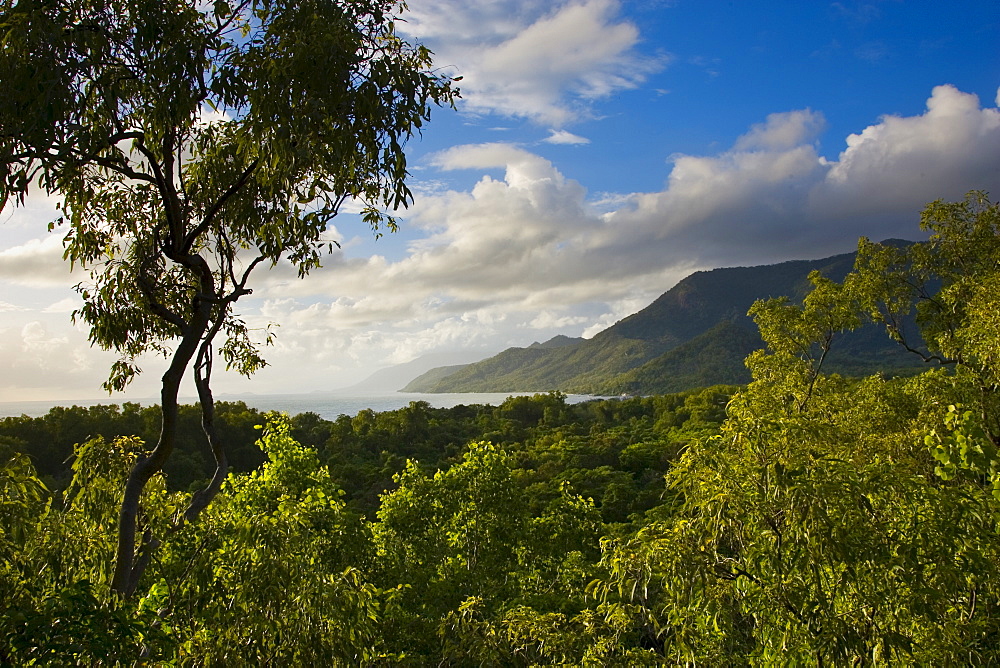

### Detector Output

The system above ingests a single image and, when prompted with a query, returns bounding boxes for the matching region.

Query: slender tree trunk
[111,319,207,597]
[183,329,228,524]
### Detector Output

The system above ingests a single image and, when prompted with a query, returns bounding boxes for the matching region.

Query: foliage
[154,416,383,664]
[0,390,728,663]
[591,192,1000,664]
[1,0,454,391]
[0,401,268,490]
[4,194,1000,663]
[374,442,530,657]
[1,438,172,663]
[597,371,1000,663]
[0,0,455,595]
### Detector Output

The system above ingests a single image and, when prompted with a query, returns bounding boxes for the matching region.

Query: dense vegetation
[3,192,1000,664]
[0,0,455,596]
[1,388,733,663]
[4,0,995,661]
[0,389,730,525]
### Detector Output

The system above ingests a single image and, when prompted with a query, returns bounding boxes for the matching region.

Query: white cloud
[401,0,667,126]
[2,85,999,400]
[20,321,69,365]
[190,84,1000,395]
[42,297,80,314]
[398,0,536,42]
[0,307,194,401]
[543,129,591,145]
[734,109,827,150]
[814,85,1000,220]
[0,234,77,287]
[528,310,591,330]
[0,189,61,233]
[430,142,538,171]
[599,85,1000,266]
[580,295,650,338]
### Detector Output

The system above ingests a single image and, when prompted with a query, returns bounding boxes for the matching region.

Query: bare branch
[235,254,266,292]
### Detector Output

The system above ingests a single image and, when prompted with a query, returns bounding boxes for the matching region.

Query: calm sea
[0,391,608,420]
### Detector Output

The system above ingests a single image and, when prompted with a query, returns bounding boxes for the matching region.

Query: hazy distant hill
[338,351,487,393]
[402,242,925,395]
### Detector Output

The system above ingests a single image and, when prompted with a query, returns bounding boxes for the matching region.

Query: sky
[1,0,999,403]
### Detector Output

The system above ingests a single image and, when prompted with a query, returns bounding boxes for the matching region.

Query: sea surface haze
[0,391,608,420]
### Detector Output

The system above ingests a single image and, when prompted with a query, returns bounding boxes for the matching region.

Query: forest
[2,0,999,663]
[3,193,1000,664]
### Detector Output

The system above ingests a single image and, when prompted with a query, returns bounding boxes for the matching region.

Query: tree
[158,417,381,663]
[374,443,529,656]
[0,0,456,595]
[846,192,1000,451]
[590,193,1000,664]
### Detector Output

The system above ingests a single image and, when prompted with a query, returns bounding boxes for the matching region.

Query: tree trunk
[183,332,229,524]
[111,320,206,597]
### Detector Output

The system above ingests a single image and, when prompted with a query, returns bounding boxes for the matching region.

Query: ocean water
[0,391,608,420]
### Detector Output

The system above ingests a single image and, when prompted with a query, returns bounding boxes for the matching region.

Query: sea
[0,391,610,420]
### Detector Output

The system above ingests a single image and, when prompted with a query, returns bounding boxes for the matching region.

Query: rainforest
[4,193,1000,664]
[2,0,1000,663]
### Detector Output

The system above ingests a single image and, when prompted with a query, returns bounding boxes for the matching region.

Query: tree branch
[136,274,188,333]
[183,159,259,254]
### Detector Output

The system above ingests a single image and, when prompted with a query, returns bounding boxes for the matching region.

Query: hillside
[403,242,924,395]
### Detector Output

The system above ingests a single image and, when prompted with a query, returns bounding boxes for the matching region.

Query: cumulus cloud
[20,321,69,364]
[605,84,1000,266]
[528,310,591,330]
[3,84,999,399]
[260,143,622,316]
[0,318,114,401]
[816,85,1000,219]
[400,0,667,125]
[0,234,77,287]
[0,190,61,231]
[734,109,827,150]
[42,297,80,314]
[245,83,1000,392]
[0,308,184,401]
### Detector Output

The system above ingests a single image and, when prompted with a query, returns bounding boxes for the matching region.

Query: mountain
[527,335,585,349]
[403,242,926,395]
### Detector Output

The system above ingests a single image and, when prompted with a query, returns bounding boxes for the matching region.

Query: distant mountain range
[402,241,926,395]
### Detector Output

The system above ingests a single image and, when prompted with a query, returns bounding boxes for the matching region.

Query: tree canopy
[5,194,1000,662]
[0,0,455,594]
[1,0,455,387]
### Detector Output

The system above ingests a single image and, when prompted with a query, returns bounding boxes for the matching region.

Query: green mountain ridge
[402,241,925,395]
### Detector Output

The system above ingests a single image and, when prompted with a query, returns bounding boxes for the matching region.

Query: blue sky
[403,0,997,191]
[1,0,999,401]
